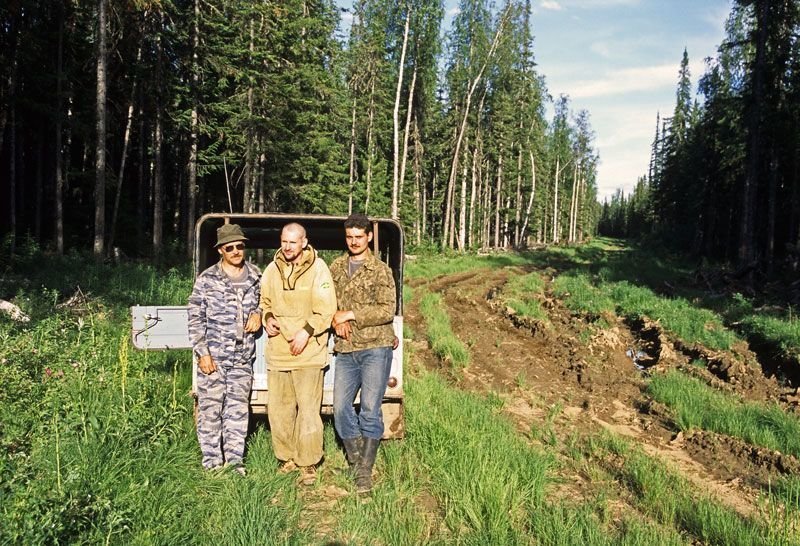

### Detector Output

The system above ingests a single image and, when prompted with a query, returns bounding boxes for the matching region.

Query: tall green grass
[504,272,548,322]
[0,254,307,544]
[551,272,737,351]
[728,294,800,361]
[589,432,790,545]
[551,274,615,318]
[419,291,470,367]
[648,371,800,458]
[405,253,528,280]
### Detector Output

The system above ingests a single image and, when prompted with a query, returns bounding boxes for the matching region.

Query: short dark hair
[344,213,372,233]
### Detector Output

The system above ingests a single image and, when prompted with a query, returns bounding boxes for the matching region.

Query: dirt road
[405,265,795,519]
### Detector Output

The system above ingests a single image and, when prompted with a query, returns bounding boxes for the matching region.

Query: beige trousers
[267,368,324,467]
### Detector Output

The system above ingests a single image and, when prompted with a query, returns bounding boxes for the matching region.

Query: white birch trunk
[392,4,411,219]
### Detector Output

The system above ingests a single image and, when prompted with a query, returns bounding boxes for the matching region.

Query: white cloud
[590,41,612,58]
[570,63,677,99]
[540,1,563,11]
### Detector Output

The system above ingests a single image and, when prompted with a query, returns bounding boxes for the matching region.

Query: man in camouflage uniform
[330,213,397,493]
[188,223,262,475]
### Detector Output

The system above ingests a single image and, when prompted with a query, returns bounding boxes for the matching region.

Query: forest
[598,1,800,278]
[5,2,800,543]
[0,0,599,261]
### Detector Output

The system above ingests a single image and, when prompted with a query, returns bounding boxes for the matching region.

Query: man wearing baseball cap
[188,223,262,475]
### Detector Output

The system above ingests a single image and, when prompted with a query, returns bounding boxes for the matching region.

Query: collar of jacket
[274,245,317,290]
[349,247,379,272]
[213,260,260,286]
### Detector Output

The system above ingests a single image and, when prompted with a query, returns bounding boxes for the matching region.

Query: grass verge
[648,370,800,458]
[588,432,793,545]
[418,290,470,367]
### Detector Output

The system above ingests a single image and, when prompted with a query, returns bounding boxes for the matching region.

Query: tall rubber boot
[342,437,363,474]
[355,437,380,494]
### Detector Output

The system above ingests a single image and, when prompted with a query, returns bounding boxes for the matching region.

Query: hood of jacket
[273,245,317,290]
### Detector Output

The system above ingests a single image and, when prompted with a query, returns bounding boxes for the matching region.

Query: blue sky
[339,0,733,200]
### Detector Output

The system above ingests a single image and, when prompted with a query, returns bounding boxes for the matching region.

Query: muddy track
[405,265,798,519]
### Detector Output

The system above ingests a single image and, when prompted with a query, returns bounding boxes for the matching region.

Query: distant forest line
[599,1,800,277]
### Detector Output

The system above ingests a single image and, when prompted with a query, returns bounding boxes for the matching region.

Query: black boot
[342,437,363,473]
[355,437,380,494]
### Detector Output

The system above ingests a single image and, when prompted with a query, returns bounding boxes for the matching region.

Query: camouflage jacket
[188,261,262,367]
[329,248,396,353]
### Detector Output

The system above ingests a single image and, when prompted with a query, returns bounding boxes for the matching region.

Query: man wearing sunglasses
[259,222,336,486]
[188,223,262,476]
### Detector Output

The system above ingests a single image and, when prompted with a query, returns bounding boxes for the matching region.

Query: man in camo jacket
[330,213,397,493]
[188,223,262,475]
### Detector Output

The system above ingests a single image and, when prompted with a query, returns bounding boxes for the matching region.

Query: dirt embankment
[405,265,796,519]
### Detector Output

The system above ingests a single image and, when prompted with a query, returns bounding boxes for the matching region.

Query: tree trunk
[364,74,376,214]
[55,10,65,255]
[413,117,422,245]
[552,158,560,243]
[109,42,142,254]
[391,4,411,219]
[137,101,147,253]
[94,0,108,259]
[152,23,164,259]
[568,165,578,243]
[186,0,200,259]
[348,97,357,214]
[457,141,468,250]
[513,146,522,247]
[494,151,503,248]
[738,0,768,268]
[244,17,256,213]
[9,82,16,256]
[468,146,478,249]
[520,151,536,244]
[399,65,417,217]
[766,153,778,275]
[35,131,43,241]
[442,121,458,245]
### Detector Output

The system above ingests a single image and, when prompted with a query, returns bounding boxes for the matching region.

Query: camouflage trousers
[196,362,253,469]
[267,368,324,467]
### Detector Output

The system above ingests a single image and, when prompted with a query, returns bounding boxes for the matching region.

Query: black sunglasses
[222,243,245,253]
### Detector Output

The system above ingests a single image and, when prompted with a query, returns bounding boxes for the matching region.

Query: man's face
[281,228,307,264]
[345,227,372,258]
[218,240,245,267]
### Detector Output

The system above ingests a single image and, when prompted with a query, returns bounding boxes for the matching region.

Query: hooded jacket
[259,245,336,370]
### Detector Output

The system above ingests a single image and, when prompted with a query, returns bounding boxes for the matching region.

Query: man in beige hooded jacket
[260,223,336,485]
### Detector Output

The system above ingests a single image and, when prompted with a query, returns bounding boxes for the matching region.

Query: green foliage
[407,372,550,543]
[552,273,615,318]
[419,291,470,367]
[648,371,800,458]
[590,432,787,545]
[504,272,548,322]
[405,253,528,280]
[727,294,800,362]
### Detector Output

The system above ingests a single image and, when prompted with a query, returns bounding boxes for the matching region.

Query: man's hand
[245,312,261,333]
[198,354,217,375]
[334,321,352,340]
[265,316,281,337]
[332,310,355,341]
[288,329,310,356]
